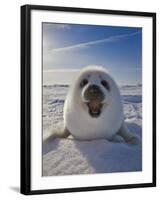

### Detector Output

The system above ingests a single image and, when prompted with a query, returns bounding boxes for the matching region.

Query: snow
[42,85,142,176]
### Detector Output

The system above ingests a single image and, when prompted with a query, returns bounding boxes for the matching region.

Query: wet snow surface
[42,85,142,176]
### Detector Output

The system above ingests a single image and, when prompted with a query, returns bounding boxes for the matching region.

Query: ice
[42,84,142,176]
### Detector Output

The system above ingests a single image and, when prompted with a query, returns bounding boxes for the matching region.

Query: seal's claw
[127,135,140,145]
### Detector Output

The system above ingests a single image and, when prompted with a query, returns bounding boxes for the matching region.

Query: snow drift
[42,84,142,176]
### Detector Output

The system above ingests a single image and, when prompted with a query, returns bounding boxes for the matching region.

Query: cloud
[44,23,71,30]
[52,24,71,30]
[51,31,140,53]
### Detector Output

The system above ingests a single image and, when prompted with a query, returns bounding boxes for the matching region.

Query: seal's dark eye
[101,80,110,90]
[80,79,88,88]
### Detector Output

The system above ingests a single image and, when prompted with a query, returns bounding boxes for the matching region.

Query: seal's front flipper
[108,134,124,143]
[117,122,140,145]
[43,126,71,144]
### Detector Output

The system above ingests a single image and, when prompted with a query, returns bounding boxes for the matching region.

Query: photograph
[21,5,156,194]
[42,23,142,176]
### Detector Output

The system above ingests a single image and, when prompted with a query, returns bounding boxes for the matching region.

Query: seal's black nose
[84,84,105,101]
[88,84,101,93]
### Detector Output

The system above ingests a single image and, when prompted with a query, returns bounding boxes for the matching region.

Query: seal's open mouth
[87,100,103,118]
[82,84,106,117]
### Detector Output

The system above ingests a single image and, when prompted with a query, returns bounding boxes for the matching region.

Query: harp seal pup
[44,66,139,145]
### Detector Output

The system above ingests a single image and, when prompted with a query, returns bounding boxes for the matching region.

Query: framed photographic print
[21,4,156,195]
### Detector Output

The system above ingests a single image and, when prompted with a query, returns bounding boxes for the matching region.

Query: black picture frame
[21,4,156,195]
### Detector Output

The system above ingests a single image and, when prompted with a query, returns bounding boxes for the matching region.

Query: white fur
[64,66,124,140]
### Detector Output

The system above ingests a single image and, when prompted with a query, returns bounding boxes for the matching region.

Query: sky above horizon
[43,23,142,85]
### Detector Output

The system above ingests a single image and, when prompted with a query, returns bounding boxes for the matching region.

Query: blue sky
[43,23,142,85]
